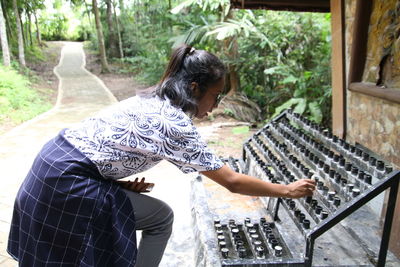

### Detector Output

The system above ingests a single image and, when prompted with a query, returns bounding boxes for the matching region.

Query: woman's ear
[191,82,201,98]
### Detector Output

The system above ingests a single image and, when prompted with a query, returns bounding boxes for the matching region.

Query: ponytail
[159,45,193,83]
[155,44,226,115]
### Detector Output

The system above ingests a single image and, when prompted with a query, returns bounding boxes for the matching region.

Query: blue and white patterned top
[64,95,223,179]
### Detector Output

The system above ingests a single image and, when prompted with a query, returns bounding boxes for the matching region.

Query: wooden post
[330,0,346,138]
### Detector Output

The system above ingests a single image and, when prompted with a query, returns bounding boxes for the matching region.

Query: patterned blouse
[64,95,223,179]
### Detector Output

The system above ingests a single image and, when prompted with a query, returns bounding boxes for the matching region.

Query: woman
[8,45,315,267]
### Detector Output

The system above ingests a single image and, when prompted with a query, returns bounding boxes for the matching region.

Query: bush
[0,66,51,125]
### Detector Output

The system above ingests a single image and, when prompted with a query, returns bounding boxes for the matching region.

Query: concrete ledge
[190,174,400,266]
[191,175,221,267]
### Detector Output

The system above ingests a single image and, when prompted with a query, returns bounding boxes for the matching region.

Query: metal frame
[242,110,400,266]
[304,170,400,266]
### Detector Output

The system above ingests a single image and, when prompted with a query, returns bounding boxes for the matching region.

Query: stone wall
[347,92,400,166]
[345,0,400,257]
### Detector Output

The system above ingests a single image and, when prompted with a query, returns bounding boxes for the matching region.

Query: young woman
[8,45,315,267]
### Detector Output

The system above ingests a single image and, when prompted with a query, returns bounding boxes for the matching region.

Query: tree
[0,0,12,43]
[25,2,33,47]
[112,0,123,58]
[12,0,25,66]
[118,0,124,14]
[33,10,42,45]
[221,9,239,97]
[92,0,110,72]
[105,0,118,58]
[29,0,44,46]
[83,0,92,24]
[0,1,10,66]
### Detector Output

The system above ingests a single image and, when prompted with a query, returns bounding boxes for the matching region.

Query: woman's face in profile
[195,78,225,119]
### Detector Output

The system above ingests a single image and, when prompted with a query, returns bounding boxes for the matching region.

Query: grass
[0,65,52,131]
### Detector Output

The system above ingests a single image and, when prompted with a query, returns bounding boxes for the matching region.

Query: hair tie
[189,47,196,55]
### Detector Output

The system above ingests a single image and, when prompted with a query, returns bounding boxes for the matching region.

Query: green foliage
[115,1,179,85]
[39,12,69,40]
[25,45,46,64]
[234,11,332,126]
[72,24,93,41]
[0,66,51,125]
[36,1,91,42]
[90,0,332,126]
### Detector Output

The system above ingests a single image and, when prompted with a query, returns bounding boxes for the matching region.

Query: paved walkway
[0,42,195,266]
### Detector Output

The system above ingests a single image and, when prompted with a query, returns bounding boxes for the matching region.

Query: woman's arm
[201,165,315,198]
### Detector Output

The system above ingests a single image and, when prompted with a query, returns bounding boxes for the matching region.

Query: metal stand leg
[304,237,315,267]
[273,197,282,221]
[377,180,399,266]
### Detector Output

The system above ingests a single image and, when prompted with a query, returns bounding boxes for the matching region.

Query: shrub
[0,66,51,126]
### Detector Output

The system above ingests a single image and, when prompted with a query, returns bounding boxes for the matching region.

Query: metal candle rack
[213,109,400,266]
[213,217,299,266]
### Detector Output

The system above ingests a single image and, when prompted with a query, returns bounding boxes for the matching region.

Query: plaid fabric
[7,130,137,266]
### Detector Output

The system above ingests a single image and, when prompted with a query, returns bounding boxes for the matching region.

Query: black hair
[155,44,226,115]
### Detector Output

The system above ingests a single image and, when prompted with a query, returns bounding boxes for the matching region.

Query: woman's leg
[122,189,174,267]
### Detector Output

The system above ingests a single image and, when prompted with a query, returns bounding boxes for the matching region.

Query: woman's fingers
[287,179,316,198]
[303,180,316,196]
[116,177,153,193]
[135,178,148,192]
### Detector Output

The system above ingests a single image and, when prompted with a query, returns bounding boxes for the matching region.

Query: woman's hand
[202,165,317,198]
[285,179,316,198]
[117,177,154,193]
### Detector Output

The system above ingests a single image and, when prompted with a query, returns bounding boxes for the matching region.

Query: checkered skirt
[8,130,137,266]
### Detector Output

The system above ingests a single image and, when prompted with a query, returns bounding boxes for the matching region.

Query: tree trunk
[223,9,239,96]
[225,37,240,97]
[1,0,12,43]
[33,11,42,46]
[118,0,124,14]
[18,10,26,47]
[92,0,110,73]
[26,9,33,47]
[0,2,10,66]
[112,0,123,58]
[84,1,92,25]
[12,0,25,66]
[105,0,118,58]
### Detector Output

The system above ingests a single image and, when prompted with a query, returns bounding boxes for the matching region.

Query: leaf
[169,24,212,47]
[293,98,307,114]
[281,75,297,84]
[206,22,241,40]
[272,98,301,118]
[303,71,312,79]
[168,35,187,47]
[170,0,194,14]
[232,126,250,135]
[308,101,323,123]
[223,3,231,16]
[264,67,279,75]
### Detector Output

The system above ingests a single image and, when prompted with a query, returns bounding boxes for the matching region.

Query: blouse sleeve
[161,123,224,174]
